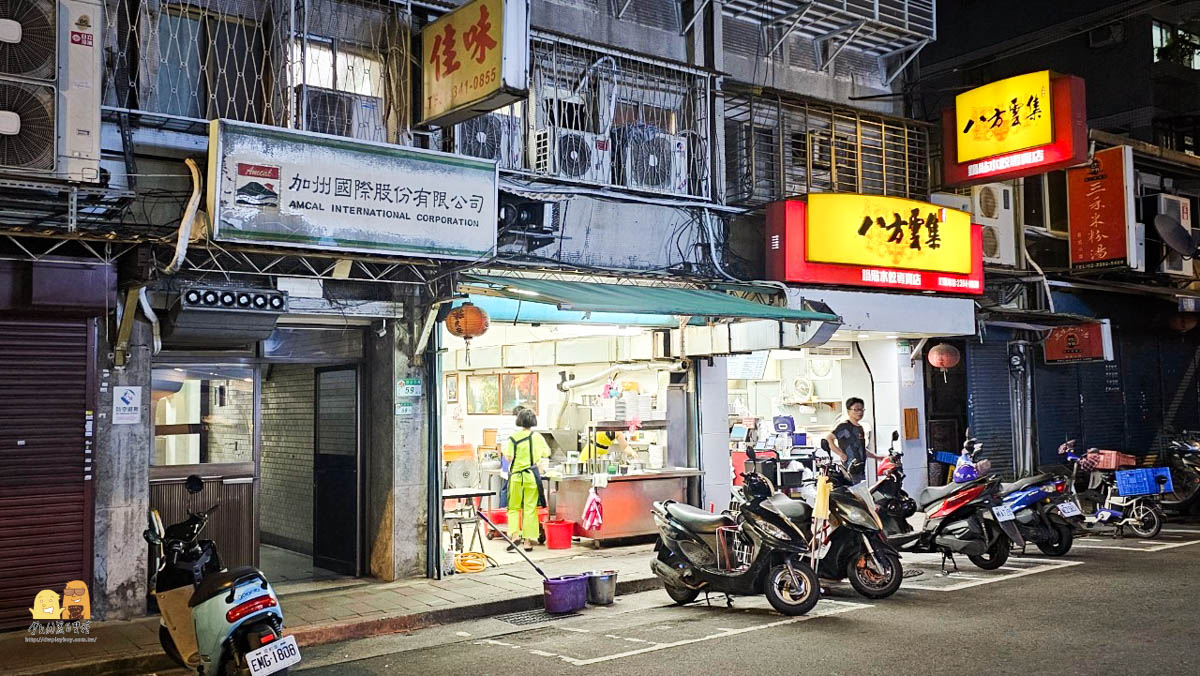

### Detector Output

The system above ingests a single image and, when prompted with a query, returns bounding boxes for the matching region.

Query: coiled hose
[453,551,494,574]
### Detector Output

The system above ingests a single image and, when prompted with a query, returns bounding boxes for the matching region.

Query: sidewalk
[0,544,657,676]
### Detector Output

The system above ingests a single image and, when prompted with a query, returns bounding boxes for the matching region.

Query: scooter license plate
[1056,501,1082,518]
[992,505,1016,522]
[246,634,301,676]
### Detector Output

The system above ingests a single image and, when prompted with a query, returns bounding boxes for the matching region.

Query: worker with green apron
[504,408,550,551]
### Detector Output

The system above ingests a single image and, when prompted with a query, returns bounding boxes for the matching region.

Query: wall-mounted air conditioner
[1144,193,1195,277]
[614,127,688,194]
[972,183,1018,266]
[297,85,386,142]
[532,128,612,183]
[455,111,523,168]
[0,0,101,183]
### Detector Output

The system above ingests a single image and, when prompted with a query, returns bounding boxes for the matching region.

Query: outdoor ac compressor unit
[163,286,289,347]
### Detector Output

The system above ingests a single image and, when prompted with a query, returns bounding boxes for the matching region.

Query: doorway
[924,339,968,485]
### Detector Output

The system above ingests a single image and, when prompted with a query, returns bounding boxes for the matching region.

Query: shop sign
[421,0,530,126]
[1043,320,1114,363]
[112,386,142,425]
[942,72,1088,187]
[765,194,984,295]
[1067,146,1136,271]
[207,119,497,261]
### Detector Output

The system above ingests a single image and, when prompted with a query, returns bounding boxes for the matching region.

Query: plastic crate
[1115,467,1173,496]
[1094,450,1137,470]
[934,451,960,466]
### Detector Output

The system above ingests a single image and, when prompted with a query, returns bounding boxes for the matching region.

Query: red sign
[1068,146,1134,271]
[237,163,280,180]
[70,31,93,47]
[1043,321,1112,363]
[764,198,985,295]
[942,74,1088,187]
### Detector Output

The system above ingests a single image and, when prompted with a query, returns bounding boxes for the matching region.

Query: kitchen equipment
[586,570,618,605]
[560,461,584,476]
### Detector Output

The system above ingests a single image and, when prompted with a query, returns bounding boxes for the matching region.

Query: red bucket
[544,519,575,549]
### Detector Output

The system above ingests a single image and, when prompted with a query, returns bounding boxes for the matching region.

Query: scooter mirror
[891,430,900,442]
[185,474,204,494]
[820,438,831,452]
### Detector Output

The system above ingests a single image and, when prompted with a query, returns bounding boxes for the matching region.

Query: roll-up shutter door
[1080,360,1125,451]
[967,329,1016,478]
[1121,333,1162,455]
[1033,358,1081,467]
[1157,335,1200,448]
[0,319,93,630]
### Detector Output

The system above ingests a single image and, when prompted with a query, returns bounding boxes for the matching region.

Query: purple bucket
[543,575,588,614]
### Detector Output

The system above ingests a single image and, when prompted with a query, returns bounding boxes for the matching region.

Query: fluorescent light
[886,334,899,338]
[508,287,540,297]
[857,333,870,339]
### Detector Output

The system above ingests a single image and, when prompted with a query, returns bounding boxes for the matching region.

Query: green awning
[462,274,840,323]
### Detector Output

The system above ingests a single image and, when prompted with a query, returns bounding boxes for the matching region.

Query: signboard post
[421,0,530,127]
[207,119,498,261]
[1067,146,1137,272]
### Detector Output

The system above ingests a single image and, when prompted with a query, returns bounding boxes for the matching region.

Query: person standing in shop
[824,397,884,483]
[504,408,550,552]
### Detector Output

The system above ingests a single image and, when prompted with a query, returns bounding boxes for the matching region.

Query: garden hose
[453,551,494,573]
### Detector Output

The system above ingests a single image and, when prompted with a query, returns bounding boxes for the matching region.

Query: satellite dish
[1154,213,1197,257]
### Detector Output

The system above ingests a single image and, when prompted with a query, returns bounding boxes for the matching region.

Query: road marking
[1072,538,1200,552]
[552,601,871,666]
[529,650,557,657]
[558,627,590,633]
[455,632,472,637]
[903,560,1081,592]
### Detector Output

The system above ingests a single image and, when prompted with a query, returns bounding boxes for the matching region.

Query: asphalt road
[291,524,1200,676]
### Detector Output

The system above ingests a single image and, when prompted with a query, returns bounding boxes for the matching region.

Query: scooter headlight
[837,503,878,529]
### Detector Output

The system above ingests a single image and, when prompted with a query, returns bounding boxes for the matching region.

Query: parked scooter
[1161,434,1200,514]
[997,472,1078,556]
[1058,441,1165,538]
[650,450,821,616]
[144,475,298,675]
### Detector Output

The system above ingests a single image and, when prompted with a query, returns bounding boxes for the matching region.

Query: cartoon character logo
[61,581,91,620]
[30,590,61,620]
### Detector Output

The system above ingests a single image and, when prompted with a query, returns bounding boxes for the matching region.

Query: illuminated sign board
[943,73,1088,187]
[765,194,984,295]
[1067,146,1137,271]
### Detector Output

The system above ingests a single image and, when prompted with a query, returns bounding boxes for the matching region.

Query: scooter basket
[1115,468,1173,496]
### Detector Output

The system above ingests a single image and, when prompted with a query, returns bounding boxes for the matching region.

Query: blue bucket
[543,574,588,614]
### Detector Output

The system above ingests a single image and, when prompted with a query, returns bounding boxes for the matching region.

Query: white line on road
[903,560,1082,592]
[529,650,557,657]
[554,601,871,667]
[1071,538,1200,552]
[558,627,590,633]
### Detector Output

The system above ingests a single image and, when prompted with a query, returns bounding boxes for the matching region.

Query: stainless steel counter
[550,468,702,541]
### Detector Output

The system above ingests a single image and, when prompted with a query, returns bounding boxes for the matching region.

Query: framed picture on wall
[501,372,538,414]
[466,374,500,415]
[445,373,458,403]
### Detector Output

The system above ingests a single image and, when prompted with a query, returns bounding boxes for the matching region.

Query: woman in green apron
[504,408,550,551]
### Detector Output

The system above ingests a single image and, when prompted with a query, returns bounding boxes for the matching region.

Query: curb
[14,576,661,675]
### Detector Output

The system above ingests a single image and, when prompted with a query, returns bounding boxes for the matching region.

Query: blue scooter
[144,475,299,675]
[998,472,1079,556]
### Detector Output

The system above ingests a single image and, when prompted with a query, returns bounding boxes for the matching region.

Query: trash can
[586,570,618,605]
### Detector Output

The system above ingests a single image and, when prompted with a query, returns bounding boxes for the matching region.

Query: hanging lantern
[445,303,489,364]
[927,343,961,382]
[1167,313,1198,334]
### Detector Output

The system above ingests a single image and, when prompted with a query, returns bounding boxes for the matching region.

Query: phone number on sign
[451,67,498,98]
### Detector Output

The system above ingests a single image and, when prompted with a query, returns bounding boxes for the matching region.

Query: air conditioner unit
[1144,193,1195,277]
[532,128,612,183]
[455,112,523,168]
[498,195,558,253]
[804,342,853,359]
[297,86,386,142]
[971,183,1018,266]
[614,127,688,194]
[0,0,101,183]
[1088,22,1124,48]
[725,120,777,201]
[930,192,971,213]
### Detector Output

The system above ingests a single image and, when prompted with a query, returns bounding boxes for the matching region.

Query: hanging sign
[112,386,142,425]
[421,0,530,126]
[942,72,1088,187]
[208,119,497,261]
[765,194,984,295]
[1067,146,1137,271]
[1043,320,1114,363]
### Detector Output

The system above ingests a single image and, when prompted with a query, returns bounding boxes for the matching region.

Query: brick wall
[207,380,254,463]
[261,365,315,554]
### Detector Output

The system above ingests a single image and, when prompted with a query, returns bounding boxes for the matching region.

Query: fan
[459,114,504,159]
[0,0,56,81]
[445,459,481,489]
[630,135,674,187]
[0,81,54,170]
[557,132,593,178]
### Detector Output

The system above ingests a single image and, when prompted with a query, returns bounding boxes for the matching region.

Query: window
[291,38,389,140]
[1021,172,1068,234]
[1153,20,1173,62]
[1153,20,1200,69]
[152,366,255,466]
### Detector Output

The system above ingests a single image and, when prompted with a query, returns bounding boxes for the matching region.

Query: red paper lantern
[1168,314,1198,333]
[445,302,490,339]
[927,343,961,370]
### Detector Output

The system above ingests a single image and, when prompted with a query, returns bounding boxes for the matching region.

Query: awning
[461,274,839,323]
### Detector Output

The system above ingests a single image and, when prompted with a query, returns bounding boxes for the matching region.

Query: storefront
[431,274,838,568]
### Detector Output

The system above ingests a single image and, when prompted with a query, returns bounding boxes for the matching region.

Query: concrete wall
[260,365,316,554]
[699,358,731,511]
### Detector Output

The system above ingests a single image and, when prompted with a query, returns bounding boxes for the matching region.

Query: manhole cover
[903,569,925,579]
[495,609,581,626]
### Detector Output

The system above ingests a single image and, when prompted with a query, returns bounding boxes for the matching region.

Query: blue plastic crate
[1115,467,1173,496]
[934,451,960,466]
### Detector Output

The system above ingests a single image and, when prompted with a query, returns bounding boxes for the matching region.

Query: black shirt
[833,421,867,476]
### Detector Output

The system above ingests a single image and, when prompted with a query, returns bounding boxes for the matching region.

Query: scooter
[1161,435,1200,514]
[1059,441,1165,538]
[650,451,821,616]
[997,472,1078,556]
[144,475,298,676]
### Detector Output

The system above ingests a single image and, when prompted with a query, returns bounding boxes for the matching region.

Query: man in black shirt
[824,397,885,482]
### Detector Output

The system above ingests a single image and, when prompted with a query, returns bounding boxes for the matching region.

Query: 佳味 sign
[942,72,1088,187]
[421,0,530,127]
[1067,146,1136,271]
[1043,321,1114,363]
[765,194,984,295]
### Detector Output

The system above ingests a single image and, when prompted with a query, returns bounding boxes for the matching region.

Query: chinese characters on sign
[955,71,1054,164]
[1067,146,1134,271]
[422,0,530,126]
[1043,321,1113,363]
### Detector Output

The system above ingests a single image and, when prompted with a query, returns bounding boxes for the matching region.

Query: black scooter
[1162,435,1200,514]
[650,453,821,616]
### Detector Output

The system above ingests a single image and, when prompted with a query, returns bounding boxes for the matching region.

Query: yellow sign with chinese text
[422,0,519,126]
[955,71,1053,163]
[806,193,973,274]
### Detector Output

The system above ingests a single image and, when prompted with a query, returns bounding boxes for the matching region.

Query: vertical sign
[1068,146,1135,271]
[112,386,142,424]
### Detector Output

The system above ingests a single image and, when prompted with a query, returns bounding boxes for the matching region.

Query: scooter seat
[664,502,735,534]
[188,566,266,608]
[918,482,970,509]
[999,473,1054,495]
[766,494,812,522]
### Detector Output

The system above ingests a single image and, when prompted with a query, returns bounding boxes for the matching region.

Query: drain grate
[903,569,925,579]
[495,609,581,625]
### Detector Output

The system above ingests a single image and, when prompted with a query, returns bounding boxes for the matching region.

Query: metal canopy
[707,0,936,83]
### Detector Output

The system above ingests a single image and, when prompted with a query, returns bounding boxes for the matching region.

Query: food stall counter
[550,468,703,541]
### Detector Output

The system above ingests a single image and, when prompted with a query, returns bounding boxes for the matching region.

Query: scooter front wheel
[764,562,819,616]
[846,550,903,599]
[1127,503,1163,538]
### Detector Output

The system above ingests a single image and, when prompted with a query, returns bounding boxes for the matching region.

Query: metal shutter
[1157,335,1200,445]
[0,319,94,630]
[967,329,1016,478]
[1080,360,1125,450]
[1033,358,1081,467]
[1121,333,1162,455]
